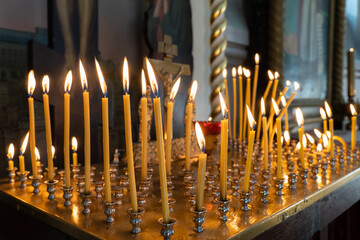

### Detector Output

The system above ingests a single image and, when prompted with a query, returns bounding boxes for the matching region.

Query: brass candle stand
[7,167,17,183]
[299,168,309,185]
[93,181,104,198]
[104,202,116,223]
[158,217,177,240]
[230,177,240,197]
[112,185,124,206]
[217,197,231,221]
[17,171,29,188]
[240,191,251,211]
[259,183,269,203]
[127,207,145,234]
[29,175,42,195]
[71,164,81,179]
[288,172,297,190]
[81,192,93,214]
[190,207,207,233]
[44,179,58,200]
[274,177,285,196]
[62,186,74,207]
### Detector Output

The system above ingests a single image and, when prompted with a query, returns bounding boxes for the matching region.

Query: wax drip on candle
[20,132,29,156]
[7,143,14,160]
[80,60,88,92]
[95,58,107,97]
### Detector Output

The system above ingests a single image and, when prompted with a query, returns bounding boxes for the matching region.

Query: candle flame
[284,130,290,143]
[295,107,304,127]
[195,122,206,152]
[324,101,332,118]
[320,107,327,120]
[296,142,301,151]
[281,96,286,107]
[141,69,146,96]
[302,133,307,147]
[208,116,212,121]
[28,70,36,97]
[72,137,78,151]
[42,75,49,94]
[244,68,251,78]
[255,53,260,64]
[35,147,40,161]
[272,98,280,116]
[20,132,29,155]
[261,97,266,116]
[170,77,181,101]
[51,146,55,158]
[267,70,274,81]
[316,143,322,152]
[189,80,198,100]
[232,67,236,77]
[122,57,129,93]
[64,70,73,93]
[246,105,256,130]
[286,80,291,87]
[306,133,315,145]
[237,66,242,76]
[326,131,331,139]
[350,104,357,115]
[219,92,228,118]
[314,129,322,139]
[274,71,279,79]
[7,143,14,159]
[294,81,300,91]
[222,69,227,78]
[95,58,107,97]
[281,136,284,145]
[322,134,329,148]
[145,57,158,96]
[79,60,88,91]
[350,48,354,52]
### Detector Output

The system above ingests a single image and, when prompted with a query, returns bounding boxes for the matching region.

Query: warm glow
[261,97,266,116]
[350,48,354,52]
[350,104,357,115]
[219,92,228,117]
[195,122,206,152]
[326,131,331,139]
[42,75,49,94]
[79,60,88,91]
[296,142,301,151]
[295,107,304,127]
[281,96,286,107]
[7,143,14,159]
[222,68,227,78]
[302,134,307,147]
[271,98,280,116]
[281,136,284,145]
[320,107,327,120]
[286,80,291,87]
[267,70,274,80]
[28,70,36,96]
[322,134,329,148]
[35,147,40,160]
[189,80,198,100]
[274,71,279,79]
[316,143,322,152]
[244,68,251,78]
[72,137,78,152]
[314,129,322,139]
[232,67,236,77]
[170,77,181,101]
[95,58,107,97]
[64,71,72,93]
[306,133,315,145]
[145,58,158,96]
[20,132,29,155]
[51,146,55,158]
[324,101,332,118]
[284,130,290,143]
[246,105,256,130]
[122,57,129,93]
[237,66,242,76]
[208,116,212,121]
[294,81,300,91]
[141,69,146,96]
[255,53,260,64]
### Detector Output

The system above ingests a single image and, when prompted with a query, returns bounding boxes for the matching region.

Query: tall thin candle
[63,71,73,188]
[251,53,260,114]
[320,107,327,132]
[232,67,237,139]
[261,98,268,170]
[19,132,29,173]
[350,104,357,152]
[185,81,198,171]
[219,92,228,200]
[243,69,251,139]
[7,144,14,170]
[244,106,256,193]
[272,99,282,179]
[27,70,38,178]
[141,70,148,181]
[195,122,207,211]
[324,101,334,159]
[238,66,243,142]
[223,69,232,139]
[296,108,305,168]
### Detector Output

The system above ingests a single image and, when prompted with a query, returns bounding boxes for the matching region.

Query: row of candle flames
[3,54,359,236]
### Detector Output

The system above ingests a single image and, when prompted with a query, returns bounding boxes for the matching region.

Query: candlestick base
[190,207,207,233]
[139,180,150,197]
[81,192,93,214]
[104,202,116,223]
[274,178,284,196]
[75,175,85,194]
[261,169,270,184]
[259,183,269,203]
[158,217,177,240]
[29,175,42,195]
[127,207,145,234]
[7,167,17,183]
[230,178,240,197]
[44,180,58,200]
[188,193,196,209]
[168,198,176,213]
[205,173,215,194]
[299,168,309,185]
[71,164,81,179]
[137,192,146,207]
[217,198,231,221]
[288,172,297,190]
[94,181,104,198]
[17,171,29,188]
[211,186,220,203]
[310,164,319,180]
[185,179,196,197]
[112,186,124,206]
[240,191,251,211]
[321,160,329,177]
[62,186,74,207]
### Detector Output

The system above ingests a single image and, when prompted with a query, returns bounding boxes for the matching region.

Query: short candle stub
[158,217,177,240]
[127,207,145,234]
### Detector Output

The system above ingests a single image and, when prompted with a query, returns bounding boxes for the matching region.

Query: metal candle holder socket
[7,167,17,183]
[321,160,329,177]
[71,164,81,179]
[240,191,251,211]
[299,168,309,185]
[288,172,297,190]
[205,174,215,194]
[104,202,116,223]
[17,171,29,188]
[230,178,240,197]
[44,180,58,200]
[137,192,146,207]
[261,169,270,184]
[81,193,93,214]
[113,186,124,205]
[310,164,319,180]
[274,178,284,196]
[211,186,220,203]
[217,198,231,221]
[259,183,269,203]
[168,198,176,213]
[188,193,196,209]
[249,173,256,192]
[127,207,145,234]
[185,179,196,197]
[76,175,85,193]
[139,180,150,197]
[190,207,207,233]
[94,181,104,198]
[29,175,42,195]
[158,217,177,240]
[183,170,193,184]
[62,186,74,207]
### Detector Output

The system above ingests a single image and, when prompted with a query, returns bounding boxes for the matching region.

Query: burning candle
[284,130,290,147]
[223,69,232,139]
[146,58,170,223]
[244,105,256,193]
[219,92,228,200]
[27,70,38,178]
[306,133,315,151]
[243,69,251,139]
[268,72,279,136]
[278,82,300,119]
[281,96,288,132]
[251,53,260,114]
[71,137,78,166]
[350,104,357,152]
[95,59,111,203]
[272,99,282,179]
[324,101,334,159]
[316,143,322,164]
[122,57,138,213]
[19,132,29,173]
[80,60,91,193]
[185,80,198,171]
[7,143,14,170]
[232,67,237,139]
[323,134,330,151]
[63,71,72,188]
[195,122,207,211]
[141,70,148,182]
[320,107,327,132]
[166,78,181,175]
[261,98,268,170]
[238,66,243,142]
[296,108,305,168]
[35,147,41,167]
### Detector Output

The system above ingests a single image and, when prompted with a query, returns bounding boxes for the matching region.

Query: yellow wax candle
[80,60,91,193]
[19,132,29,174]
[7,143,14,170]
[185,80,198,171]
[71,137,78,166]
[64,71,72,188]
[219,93,228,200]
[251,54,260,114]
[296,107,305,168]
[238,66,243,142]
[324,101,334,159]
[261,98,268,170]
[123,58,138,213]
[268,72,279,136]
[141,70,148,182]
[166,78,181,175]
[147,57,170,223]
[42,76,54,181]
[243,69,251,139]
[267,85,291,132]
[272,99,282,179]
[350,104,357,152]
[320,107,328,132]
[223,69,232,139]
[278,82,300,119]
[244,106,255,193]
[195,122,207,211]
[281,96,289,132]
[232,67,237,139]
[96,59,112,203]
[28,70,38,178]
